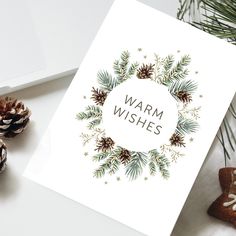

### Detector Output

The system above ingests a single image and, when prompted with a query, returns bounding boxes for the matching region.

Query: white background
[24,1,235,236]
[1,1,236,236]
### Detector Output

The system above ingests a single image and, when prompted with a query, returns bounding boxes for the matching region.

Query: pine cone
[91,87,107,106]
[170,133,185,147]
[137,64,155,79]
[119,148,131,165]
[176,91,192,103]
[0,97,31,138]
[96,137,115,152]
[0,139,7,173]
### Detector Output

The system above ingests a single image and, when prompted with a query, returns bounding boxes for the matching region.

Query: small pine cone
[119,148,131,165]
[0,139,7,173]
[176,91,192,103]
[137,64,155,79]
[0,97,31,138]
[96,137,115,152]
[170,133,185,147]
[91,87,107,106]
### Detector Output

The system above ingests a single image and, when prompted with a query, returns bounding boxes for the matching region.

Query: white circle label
[102,78,178,152]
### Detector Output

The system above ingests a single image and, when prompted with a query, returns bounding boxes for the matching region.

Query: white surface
[1,0,114,94]
[23,0,235,235]
[1,0,236,235]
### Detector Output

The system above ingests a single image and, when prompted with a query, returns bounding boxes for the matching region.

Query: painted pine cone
[0,97,31,138]
[0,139,7,173]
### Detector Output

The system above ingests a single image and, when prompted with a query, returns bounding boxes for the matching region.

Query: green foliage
[177,0,201,21]
[93,149,121,177]
[148,150,170,178]
[88,118,102,130]
[153,54,191,85]
[92,152,109,162]
[76,105,102,120]
[178,0,236,45]
[169,79,198,99]
[97,70,119,92]
[125,152,148,180]
[176,115,199,135]
[165,55,190,84]
[113,51,139,81]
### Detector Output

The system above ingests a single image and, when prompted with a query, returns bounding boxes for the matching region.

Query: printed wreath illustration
[77,50,201,180]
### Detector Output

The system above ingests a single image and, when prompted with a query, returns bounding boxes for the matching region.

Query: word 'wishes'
[113,95,164,135]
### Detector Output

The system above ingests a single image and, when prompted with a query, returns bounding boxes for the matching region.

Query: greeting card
[24,0,236,235]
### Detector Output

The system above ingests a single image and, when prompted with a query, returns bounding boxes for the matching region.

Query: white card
[24,0,236,235]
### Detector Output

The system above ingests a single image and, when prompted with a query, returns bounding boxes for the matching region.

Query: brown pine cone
[0,97,31,138]
[0,139,7,173]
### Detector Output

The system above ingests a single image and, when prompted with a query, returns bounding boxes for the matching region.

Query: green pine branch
[169,79,198,99]
[93,149,121,178]
[88,118,102,130]
[76,105,102,120]
[113,51,139,81]
[148,150,170,179]
[125,152,148,180]
[92,152,109,162]
[163,55,191,85]
[97,70,119,92]
[176,115,199,135]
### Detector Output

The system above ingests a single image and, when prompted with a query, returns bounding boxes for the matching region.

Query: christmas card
[24,0,236,235]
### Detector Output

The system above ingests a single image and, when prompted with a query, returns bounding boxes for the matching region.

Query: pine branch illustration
[94,161,111,178]
[113,51,139,81]
[164,55,191,84]
[125,152,148,180]
[94,149,121,177]
[76,105,102,120]
[162,55,175,81]
[153,54,164,83]
[176,115,199,135]
[92,152,109,162]
[148,150,170,178]
[108,156,121,175]
[169,79,198,102]
[97,70,119,92]
[128,62,139,77]
[88,117,102,130]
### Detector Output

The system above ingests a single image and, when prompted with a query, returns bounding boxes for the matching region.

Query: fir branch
[162,55,175,81]
[164,55,191,84]
[76,105,102,120]
[94,161,111,178]
[113,51,139,81]
[125,152,148,180]
[92,152,109,162]
[93,149,121,177]
[88,118,102,130]
[177,0,201,21]
[108,156,121,175]
[169,79,198,101]
[148,150,170,178]
[176,115,199,135]
[97,70,119,92]
[128,62,139,77]
[152,54,163,83]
